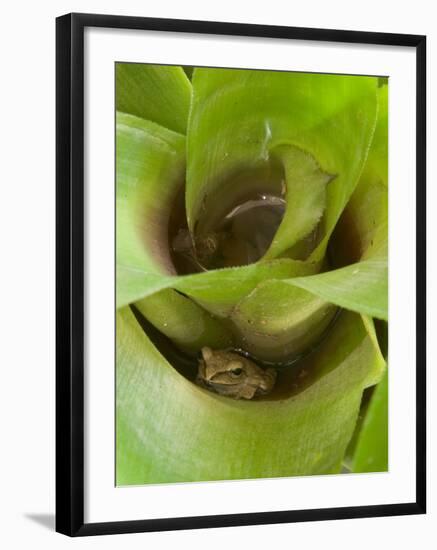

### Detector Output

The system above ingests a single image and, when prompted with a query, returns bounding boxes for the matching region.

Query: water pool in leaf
[132,299,341,401]
[169,163,321,273]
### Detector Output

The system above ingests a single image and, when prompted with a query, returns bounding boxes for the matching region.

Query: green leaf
[116,63,192,134]
[174,258,316,318]
[263,145,332,260]
[285,258,388,321]
[116,112,185,308]
[182,66,194,80]
[361,84,388,188]
[360,315,386,387]
[186,69,378,263]
[135,289,233,353]
[230,280,335,362]
[116,111,318,314]
[330,84,388,266]
[351,369,388,472]
[307,85,388,324]
[116,306,385,484]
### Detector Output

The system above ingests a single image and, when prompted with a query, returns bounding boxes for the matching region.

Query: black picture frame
[56,12,426,537]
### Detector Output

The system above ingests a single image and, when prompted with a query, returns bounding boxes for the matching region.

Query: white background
[0,0,435,548]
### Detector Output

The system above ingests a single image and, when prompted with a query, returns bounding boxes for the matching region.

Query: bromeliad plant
[116,64,388,485]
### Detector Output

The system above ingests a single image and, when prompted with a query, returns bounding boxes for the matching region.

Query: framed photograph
[56,12,426,536]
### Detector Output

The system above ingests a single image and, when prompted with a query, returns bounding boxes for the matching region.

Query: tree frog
[196,347,277,400]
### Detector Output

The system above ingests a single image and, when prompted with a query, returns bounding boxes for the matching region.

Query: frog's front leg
[236,385,258,400]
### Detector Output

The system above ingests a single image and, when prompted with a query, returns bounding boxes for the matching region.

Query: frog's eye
[228,361,243,377]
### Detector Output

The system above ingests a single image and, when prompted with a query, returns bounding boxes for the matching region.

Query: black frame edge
[56,13,85,536]
[56,13,73,536]
[71,11,425,47]
[72,503,421,537]
[56,12,427,537]
[415,36,426,515]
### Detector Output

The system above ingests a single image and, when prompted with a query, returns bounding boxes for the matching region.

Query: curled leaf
[117,307,385,484]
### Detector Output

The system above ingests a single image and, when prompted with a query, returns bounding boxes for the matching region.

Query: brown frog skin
[196,347,277,400]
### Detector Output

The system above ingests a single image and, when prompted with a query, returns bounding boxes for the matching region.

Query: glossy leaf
[174,258,316,318]
[116,64,192,134]
[116,112,185,308]
[263,145,332,260]
[135,289,233,353]
[286,258,388,321]
[295,84,388,322]
[116,112,317,314]
[330,83,388,265]
[230,280,335,362]
[351,369,388,472]
[186,69,378,264]
[116,307,385,484]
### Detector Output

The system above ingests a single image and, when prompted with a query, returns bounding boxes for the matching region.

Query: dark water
[169,166,287,274]
[172,194,286,272]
